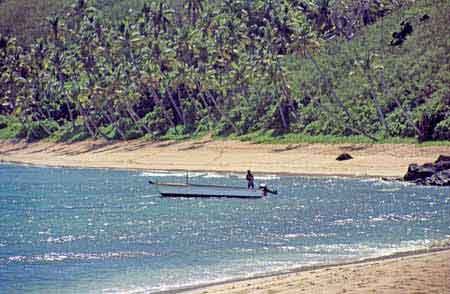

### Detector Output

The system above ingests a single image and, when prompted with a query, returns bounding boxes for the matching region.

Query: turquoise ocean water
[0,163,449,293]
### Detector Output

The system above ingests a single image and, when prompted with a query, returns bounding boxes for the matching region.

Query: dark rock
[390,21,413,47]
[404,155,450,186]
[428,170,450,186]
[336,153,353,161]
[435,155,450,163]
[404,163,435,181]
[0,122,6,129]
[435,161,450,172]
[420,14,430,22]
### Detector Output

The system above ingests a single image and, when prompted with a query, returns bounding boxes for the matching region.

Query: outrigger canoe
[149,180,277,199]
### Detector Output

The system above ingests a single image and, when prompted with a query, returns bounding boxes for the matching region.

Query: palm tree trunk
[76,101,96,138]
[63,96,74,128]
[363,51,389,134]
[356,33,389,136]
[205,90,240,134]
[104,108,127,140]
[150,86,177,130]
[167,88,185,126]
[305,49,378,141]
[278,99,289,131]
[125,103,152,135]
[393,98,422,136]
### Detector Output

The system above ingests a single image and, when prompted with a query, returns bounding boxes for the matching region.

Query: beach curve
[1,139,449,178]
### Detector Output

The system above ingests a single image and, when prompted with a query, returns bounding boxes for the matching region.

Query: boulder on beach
[336,153,353,161]
[404,155,450,186]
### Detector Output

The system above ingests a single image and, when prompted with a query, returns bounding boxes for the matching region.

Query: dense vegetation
[0,0,449,143]
[0,0,152,44]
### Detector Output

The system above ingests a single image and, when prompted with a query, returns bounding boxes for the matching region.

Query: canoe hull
[151,182,264,199]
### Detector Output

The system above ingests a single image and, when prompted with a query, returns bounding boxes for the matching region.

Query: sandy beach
[178,248,450,294]
[1,139,450,178]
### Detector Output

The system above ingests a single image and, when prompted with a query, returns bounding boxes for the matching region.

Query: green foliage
[385,109,417,137]
[24,120,59,142]
[125,128,144,140]
[0,116,58,141]
[100,124,121,140]
[434,118,450,141]
[0,115,23,139]
[0,0,157,45]
[0,0,66,44]
[233,131,422,145]
[161,126,191,141]
[142,106,171,137]
[50,123,89,143]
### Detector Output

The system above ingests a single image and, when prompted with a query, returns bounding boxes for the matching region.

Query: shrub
[142,106,172,137]
[50,122,89,143]
[433,117,450,140]
[386,109,417,137]
[25,120,59,142]
[0,115,25,139]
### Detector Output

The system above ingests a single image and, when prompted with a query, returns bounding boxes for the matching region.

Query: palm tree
[184,0,205,25]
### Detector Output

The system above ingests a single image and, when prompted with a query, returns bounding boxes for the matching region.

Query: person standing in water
[246,170,254,189]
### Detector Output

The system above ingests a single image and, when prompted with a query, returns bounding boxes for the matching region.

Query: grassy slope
[232,0,450,145]
[285,0,450,140]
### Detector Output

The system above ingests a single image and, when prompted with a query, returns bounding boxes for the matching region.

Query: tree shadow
[54,141,114,156]
[0,144,30,154]
[192,139,213,145]
[272,144,302,153]
[338,145,368,152]
[177,139,213,151]
[178,144,204,151]
[123,141,158,152]
[154,141,182,148]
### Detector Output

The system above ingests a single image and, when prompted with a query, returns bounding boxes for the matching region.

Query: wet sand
[1,139,449,178]
[178,248,450,294]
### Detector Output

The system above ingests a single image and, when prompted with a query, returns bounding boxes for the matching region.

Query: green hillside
[0,0,449,143]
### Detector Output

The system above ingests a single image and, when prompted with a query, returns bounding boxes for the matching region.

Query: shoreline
[0,159,399,181]
[163,247,450,294]
[2,139,449,179]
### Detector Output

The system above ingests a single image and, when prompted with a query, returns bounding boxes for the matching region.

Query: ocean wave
[377,187,402,192]
[301,239,431,257]
[139,171,207,178]
[276,246,300,252]
[333,218,354,225]
[368,213,426,223]
[5,251,161,264]
[284,232,337,239]
[361,178,413,187]
[139,171,280,180]
[44,234,99,243]
[202,172,237,179]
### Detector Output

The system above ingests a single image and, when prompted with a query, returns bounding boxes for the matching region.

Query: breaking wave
[139,171,280,180]
[4,251,161,264]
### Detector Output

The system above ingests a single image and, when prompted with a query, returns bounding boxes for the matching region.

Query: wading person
[246,170,254,189]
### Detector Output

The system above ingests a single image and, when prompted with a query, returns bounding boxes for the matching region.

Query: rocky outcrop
[404,155,450,186]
